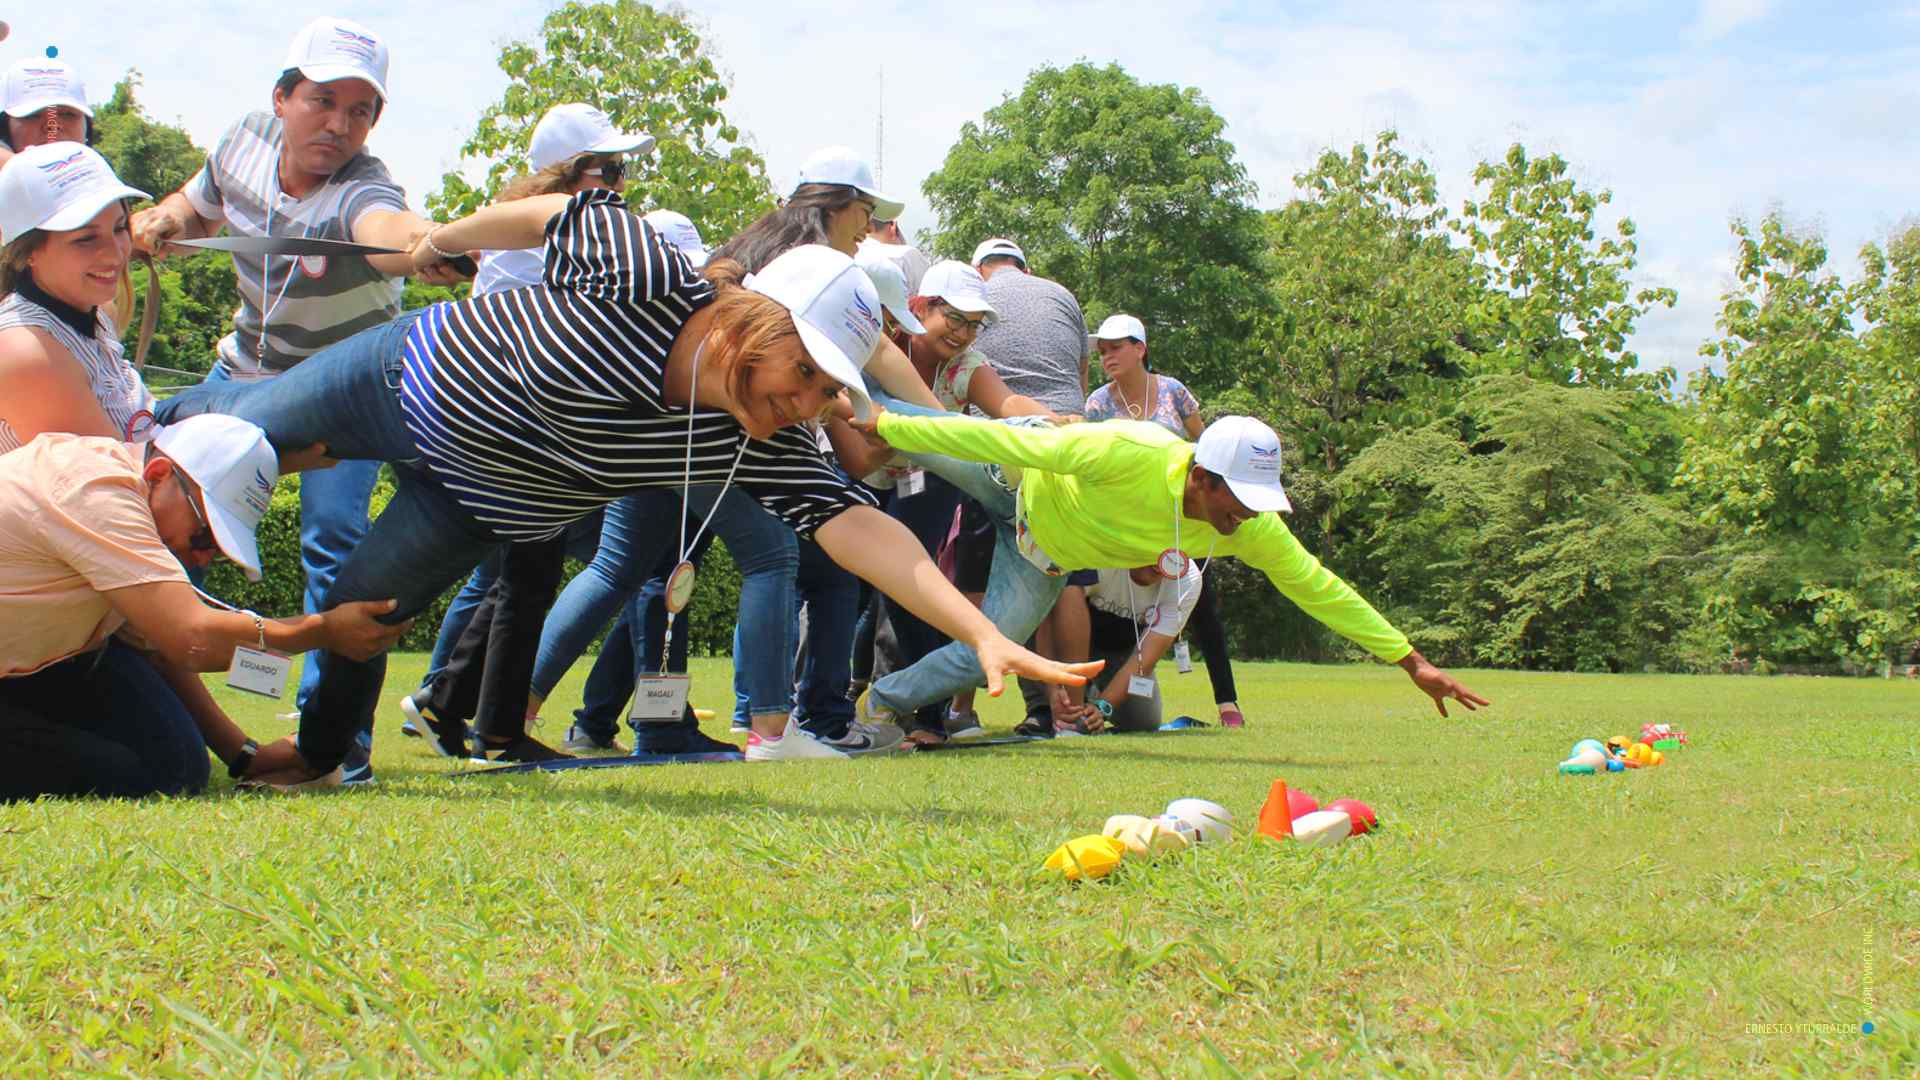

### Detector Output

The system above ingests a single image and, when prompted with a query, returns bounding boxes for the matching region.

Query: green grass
[2,657,1915,1077]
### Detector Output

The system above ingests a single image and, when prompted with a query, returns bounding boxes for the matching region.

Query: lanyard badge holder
[194,587,291,698]
[632,342,745,726]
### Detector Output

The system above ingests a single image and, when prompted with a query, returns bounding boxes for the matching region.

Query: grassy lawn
[1,656,1914,1077]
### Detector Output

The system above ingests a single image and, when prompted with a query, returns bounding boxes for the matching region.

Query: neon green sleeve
[876,412,1131,479]
[1228,516,1413,663]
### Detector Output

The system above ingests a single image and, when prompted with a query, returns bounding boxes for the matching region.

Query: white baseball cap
[0,143,149,245]
[284,17,390,102]
[1194,416,1292,514]
[530,103,655,172]
[915,260,997,324]
[1093,314,1147,343]
[154,414,280,582]
[642,209,707,268]
[791,145,904,220]
[855,249,926,335]
[970,237,1026,268]
[744,244,883,420]
[3,58,90,119]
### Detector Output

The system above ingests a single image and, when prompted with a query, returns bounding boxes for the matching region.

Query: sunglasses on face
[582,157,625,184]
[173,471,218,553]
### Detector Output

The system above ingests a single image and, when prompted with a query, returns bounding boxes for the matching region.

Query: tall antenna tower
[875,67,885,187]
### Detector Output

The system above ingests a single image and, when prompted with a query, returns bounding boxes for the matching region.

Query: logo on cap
[1249,444,1279,461]
[245,468,274,515]
[37,149,86,173]
[849,291,880,333]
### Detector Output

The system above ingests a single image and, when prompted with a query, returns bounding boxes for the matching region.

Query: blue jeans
[157,313,503,770]
[570,527,712,741]
[196,363,382,714]
[0,640,210,799]
[866,394,1069,716]
[532,487,798,717]
[791,536,859,737]
[422,511,605,693]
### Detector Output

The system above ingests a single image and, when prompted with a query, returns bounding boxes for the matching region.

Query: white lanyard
[256,196,299,364]
[1113,373,1154,421]
[659,340,746,664]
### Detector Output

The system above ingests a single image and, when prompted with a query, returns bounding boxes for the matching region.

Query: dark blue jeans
[571,528,714,741]
[0,641,210,799]
[791,536,859,737]
[157,313,503,770]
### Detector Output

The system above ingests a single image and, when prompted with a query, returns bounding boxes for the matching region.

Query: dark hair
[497,153,611,203]
[0,230,46,297]
[710,183,863,273]
[274,68,385,125]
[978,253,1026,272]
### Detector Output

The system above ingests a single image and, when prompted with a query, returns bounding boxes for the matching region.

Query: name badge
[1174,640,1193,673]
[227,646,291,698]
[1127,674,1156,698]
[628,675,691,723]
[899,468,927,496]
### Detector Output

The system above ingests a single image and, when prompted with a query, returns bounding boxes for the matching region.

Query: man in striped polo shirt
[130,16,462,779]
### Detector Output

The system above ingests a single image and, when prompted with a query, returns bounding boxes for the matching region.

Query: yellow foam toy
[1102,814,1191,857]
[1044,835,1128,880]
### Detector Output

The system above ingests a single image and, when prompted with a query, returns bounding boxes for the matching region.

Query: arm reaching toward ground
[815,505,1103,695]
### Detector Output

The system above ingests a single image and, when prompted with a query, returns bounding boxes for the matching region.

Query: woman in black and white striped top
[157,187,1100,786]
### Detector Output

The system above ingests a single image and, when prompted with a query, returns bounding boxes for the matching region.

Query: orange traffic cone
[1257,779,1294,841]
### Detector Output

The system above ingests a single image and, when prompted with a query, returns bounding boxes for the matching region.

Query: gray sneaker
[944,708,985,739]
[561,724,625,754]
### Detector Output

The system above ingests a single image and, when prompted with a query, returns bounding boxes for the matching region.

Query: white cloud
[18,0,1912,377]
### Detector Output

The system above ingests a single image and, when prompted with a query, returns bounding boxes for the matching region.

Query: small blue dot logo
[45,46,57,58]
[1862,1021,1875,1035]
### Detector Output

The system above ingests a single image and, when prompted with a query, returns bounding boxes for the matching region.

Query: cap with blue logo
[154,415,280,582]
[1195,416,1291,514]
[743,244,881,420]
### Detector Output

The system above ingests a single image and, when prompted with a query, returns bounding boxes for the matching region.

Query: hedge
[201,470,743,656]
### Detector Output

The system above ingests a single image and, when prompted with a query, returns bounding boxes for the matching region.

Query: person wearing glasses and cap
[125,17,466,774]
[157,183,1099,787]
[0,414,407,799]
[0,56,95,167]
[850,407,1490,732]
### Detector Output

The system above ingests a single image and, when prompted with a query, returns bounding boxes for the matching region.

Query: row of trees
[101,1,1916,673]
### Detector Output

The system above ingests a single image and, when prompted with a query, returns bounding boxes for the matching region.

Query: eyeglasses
[582,157,625,184]
[938,302,988,334]
[173,470,218,553]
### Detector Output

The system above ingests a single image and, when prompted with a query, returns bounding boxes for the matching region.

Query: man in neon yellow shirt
[852,404,1488,729]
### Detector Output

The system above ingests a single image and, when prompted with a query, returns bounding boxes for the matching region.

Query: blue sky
[18,1,1918,378]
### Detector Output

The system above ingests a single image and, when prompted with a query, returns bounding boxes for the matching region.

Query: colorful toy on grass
[1561,734,1667,775]
[1255,780,1377,846]
[1639,722,1688,750]
[1043,835,1127,880]
[1045,798,1225,879]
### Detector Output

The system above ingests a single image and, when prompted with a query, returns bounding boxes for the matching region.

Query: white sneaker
[944,708,985,739]
[745,718,849,761]
[820,719,905,753]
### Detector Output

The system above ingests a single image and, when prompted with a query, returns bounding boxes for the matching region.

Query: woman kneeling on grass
[157,187,1100,786]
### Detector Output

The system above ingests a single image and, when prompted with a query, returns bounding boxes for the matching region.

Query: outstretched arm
[1397,649,1489,717]
[814,505,1103,695]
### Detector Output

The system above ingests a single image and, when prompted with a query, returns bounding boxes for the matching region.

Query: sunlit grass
[1,657,1913,1076]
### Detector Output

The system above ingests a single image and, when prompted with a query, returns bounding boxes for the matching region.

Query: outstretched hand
[974,634,1103,700]
[1398,650,1491,717]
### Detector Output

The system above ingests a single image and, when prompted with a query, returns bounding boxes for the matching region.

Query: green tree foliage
[1457,145,1677,389]
[1679,216,1920,668]
[429,0,773,241]
[920,62,1268,396]
[92,74,233,382]
[1342,375,1703,671]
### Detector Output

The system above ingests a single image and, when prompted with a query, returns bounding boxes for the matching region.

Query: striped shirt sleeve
[542,189,693,304]
[182,118,241,221]
[734,425,877,538]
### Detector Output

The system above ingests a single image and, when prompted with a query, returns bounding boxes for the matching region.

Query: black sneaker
[1013,715,1054,739]
[633,725,741,757]
[472,735,572,764]
[408,699,471,759]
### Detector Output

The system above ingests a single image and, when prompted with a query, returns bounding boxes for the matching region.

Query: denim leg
[298,464,500,771]
[574,605,636,739]
[295,457,381,714]
[529,490,686,701]
[868,518,1068,716]
[153,313,422,463]
[703,489,798,717]
[422,550,503,687]
[793,538,859,738]
[0,641,210,798]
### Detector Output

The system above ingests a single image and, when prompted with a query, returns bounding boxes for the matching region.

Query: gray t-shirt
[976,270,1088,415]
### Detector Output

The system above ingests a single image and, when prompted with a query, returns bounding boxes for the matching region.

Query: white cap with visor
[153,415,281,583]
[1194,416,1292,514]
[915,260,997,325]
[283,17,390,102]
[3,57,90,119]
[855,250,926,335]
[791,145,904,220]
[530,103,654,171]
[744,244,884,419]
[0,142,148,244]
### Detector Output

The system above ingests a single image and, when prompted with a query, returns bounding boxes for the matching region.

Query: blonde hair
[700,256,806,407]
